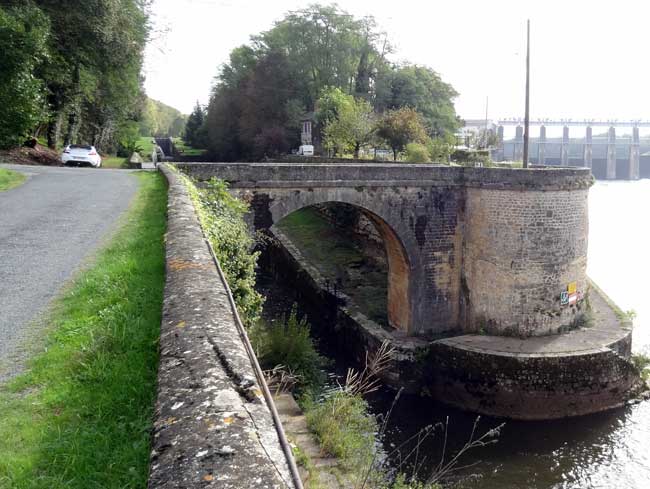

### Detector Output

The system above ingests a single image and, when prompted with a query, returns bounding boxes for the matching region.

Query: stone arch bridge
[175,162,639,419]
[177,162,593,339]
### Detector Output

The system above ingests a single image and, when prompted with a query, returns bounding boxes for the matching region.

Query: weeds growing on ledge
[0,172,167,489]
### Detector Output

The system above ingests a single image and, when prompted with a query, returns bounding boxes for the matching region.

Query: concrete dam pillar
[514,125,524,162]
[561,126,569,166]
[537,125,546,165]
[496,125,505,161]
[607,126,617,179]
[629,126,640,180]
[584,126,593,168]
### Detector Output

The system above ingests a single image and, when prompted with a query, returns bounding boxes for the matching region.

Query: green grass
[101,156,128,169]
[0,172,167,489]
[277,207,389,325]
[173,138,206,157]
[137,137,155,157]
[0,168,26,191]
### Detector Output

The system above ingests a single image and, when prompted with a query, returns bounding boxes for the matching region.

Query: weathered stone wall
[463,187,590,336]
[178,163,592,338]
[267,222,639,419]
[151,165,295,489]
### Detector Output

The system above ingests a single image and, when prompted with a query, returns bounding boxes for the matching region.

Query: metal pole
[523,19,531,168]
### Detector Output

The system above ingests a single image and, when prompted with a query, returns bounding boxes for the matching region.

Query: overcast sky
[143,0,650,128]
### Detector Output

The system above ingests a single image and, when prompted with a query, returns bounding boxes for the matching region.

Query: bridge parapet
[176,162,592,191]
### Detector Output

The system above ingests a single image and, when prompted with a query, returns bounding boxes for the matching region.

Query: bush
[253,305,327,389]
[305,390,377,470]
[177,170,264,326]
[405,142,431,163]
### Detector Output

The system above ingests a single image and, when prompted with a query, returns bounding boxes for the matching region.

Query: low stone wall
[149,165,296,488]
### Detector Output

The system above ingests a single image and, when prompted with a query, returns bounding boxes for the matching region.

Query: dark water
[258,183,650,489]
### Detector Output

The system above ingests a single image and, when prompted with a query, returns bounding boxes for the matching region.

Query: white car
[298,144,314,156]
[61,145,102,167]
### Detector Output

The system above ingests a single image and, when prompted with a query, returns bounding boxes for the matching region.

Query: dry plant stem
[427,417,505,484]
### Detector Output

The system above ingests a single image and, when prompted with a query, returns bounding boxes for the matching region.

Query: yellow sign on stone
[568,281,577,295]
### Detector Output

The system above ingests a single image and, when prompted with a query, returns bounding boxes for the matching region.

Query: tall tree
[184,102,206,148]
[0,4,49,149]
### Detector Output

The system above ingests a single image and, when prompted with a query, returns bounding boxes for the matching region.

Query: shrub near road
[0,172,167,489]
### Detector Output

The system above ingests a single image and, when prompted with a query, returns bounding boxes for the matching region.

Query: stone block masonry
[150,165,296,489]
[178,162,593,338]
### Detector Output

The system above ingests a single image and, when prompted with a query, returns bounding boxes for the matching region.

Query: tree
[184,102,206,148]
[0,4,49,149]
[322,94,375,158]
[376,107,429,161]
[375,64,459,137]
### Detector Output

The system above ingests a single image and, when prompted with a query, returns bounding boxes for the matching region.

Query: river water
[259,180,650,489]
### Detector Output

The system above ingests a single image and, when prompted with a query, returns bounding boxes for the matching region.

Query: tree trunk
[64,64,81,146]
[47,112,63,149]
[393,148,398,161]
[354,143,360,159]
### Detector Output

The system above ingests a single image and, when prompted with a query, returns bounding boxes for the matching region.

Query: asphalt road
[0,164,139,381]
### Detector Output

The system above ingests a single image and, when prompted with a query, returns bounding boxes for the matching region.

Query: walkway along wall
[149,165,298,489]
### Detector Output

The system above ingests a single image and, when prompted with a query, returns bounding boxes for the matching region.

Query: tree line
[0,0,150,152]
[185,4,460,161]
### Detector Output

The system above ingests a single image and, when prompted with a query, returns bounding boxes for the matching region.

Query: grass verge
[101,156,128,169]
[0,172,167,489]
[0,167,26,191]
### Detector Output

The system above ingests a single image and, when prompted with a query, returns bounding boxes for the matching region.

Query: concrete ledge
[149,165,294,488]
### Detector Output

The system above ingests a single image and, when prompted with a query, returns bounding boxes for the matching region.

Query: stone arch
[250,191,413,333]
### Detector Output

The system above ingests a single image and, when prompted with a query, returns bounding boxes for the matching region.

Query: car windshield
[70,145,92,150]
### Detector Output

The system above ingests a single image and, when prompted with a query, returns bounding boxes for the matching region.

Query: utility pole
[523,19,531,168]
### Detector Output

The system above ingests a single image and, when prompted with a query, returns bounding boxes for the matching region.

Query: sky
[143,0,650,132]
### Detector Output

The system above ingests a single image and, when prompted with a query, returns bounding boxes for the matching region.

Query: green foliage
[183,102,207,148]
[322,92,376,158]
[305,390,378,470]
[0,4,49,149]
[140,97,186,138]
[178,170,263,325]
[405,142,431,163]
[116,120,142,157]
[203,4,457,161]
[632,354,650,382]
[0,168,26,192]
[376,107,429,161]
[0,173,166,488]
[428,136,454,162]
[375,64,459,137]
[252,305,327,389]
[451,148,492,167]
